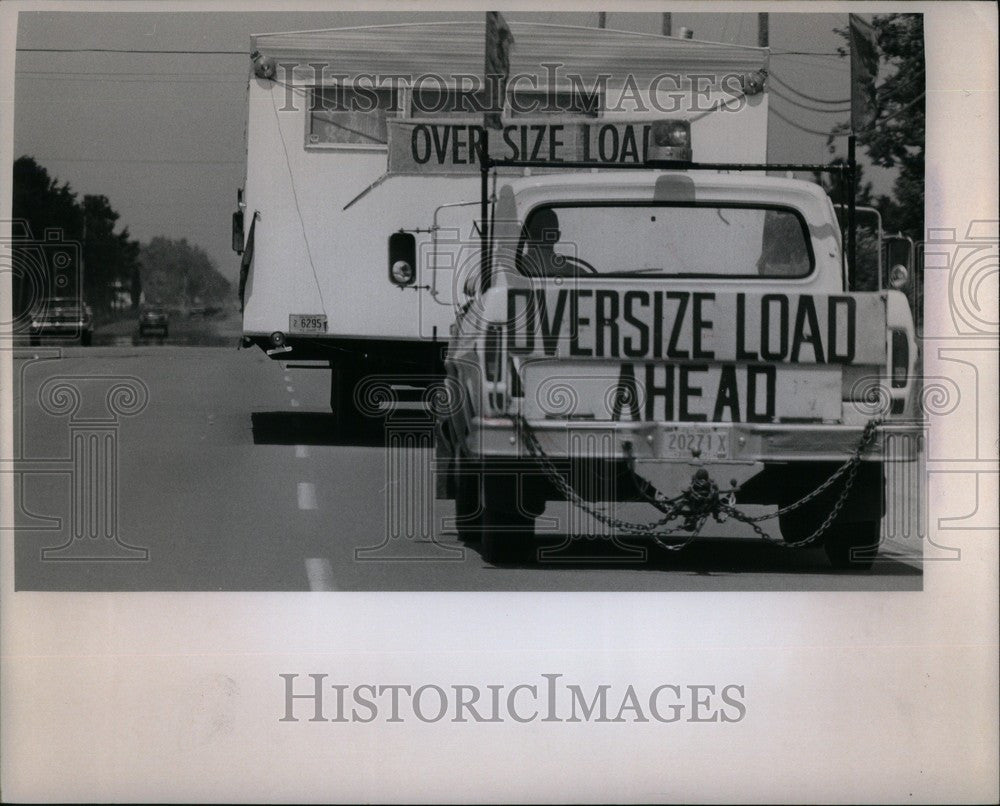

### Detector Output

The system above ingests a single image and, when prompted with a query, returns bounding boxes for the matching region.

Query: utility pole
[757,12,769,47]
[662,12,672,36]
[80,205,87,307]
[597,12,606,29]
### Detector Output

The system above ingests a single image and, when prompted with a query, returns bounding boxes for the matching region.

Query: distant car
[29,297,93,346]
[139,306,170,338]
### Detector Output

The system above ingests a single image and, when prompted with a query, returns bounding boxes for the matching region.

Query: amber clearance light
[646,119,693,164]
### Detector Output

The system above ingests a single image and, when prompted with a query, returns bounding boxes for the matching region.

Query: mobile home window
[408,85,601,119]
[410,85,490,118]
[509,88,601,118]
[308,86,399,146]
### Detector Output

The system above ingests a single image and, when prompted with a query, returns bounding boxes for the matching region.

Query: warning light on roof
[646,120,692,164]
[251,51,277,80]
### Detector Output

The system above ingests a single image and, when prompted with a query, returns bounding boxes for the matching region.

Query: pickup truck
[435,164,920,569]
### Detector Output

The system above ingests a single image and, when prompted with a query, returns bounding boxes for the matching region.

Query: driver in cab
[520,208,579,278]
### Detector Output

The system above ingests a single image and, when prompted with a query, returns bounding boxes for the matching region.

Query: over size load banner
[388,117,664,174]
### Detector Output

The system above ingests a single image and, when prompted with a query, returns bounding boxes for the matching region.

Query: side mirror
[462,268,480,299]
[232,210,244,254]
[388,231,416,287]
[882,234,913,288]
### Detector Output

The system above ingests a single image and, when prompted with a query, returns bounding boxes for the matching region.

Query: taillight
[891,330,908,388]
[484,324,503,382]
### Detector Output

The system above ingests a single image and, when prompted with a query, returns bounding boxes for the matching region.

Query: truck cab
[438,157,920,568]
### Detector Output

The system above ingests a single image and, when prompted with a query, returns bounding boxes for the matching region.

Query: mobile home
[235,21,769,421]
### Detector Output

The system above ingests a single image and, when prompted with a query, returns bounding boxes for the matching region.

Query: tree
[82,194,142,312]
[139,237,231,308]
[12,156,141,318]
[833,14,925,241]
[11,157,83,317]
[12,156,82,241]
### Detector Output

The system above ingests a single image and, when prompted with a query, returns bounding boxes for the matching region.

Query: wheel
[329,358,362,431]
[453,458,483,543]
[775,463,885,569]
[778,509,816,546]
[480,475,536,565]
[823,521,880,570]
[81,330,92,346]
[162,328,169,339]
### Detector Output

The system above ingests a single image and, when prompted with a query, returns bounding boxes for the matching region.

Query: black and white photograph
[8,8,931,590]
[1,2,996,802]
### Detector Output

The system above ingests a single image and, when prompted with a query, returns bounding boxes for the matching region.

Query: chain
[511,415,883,552]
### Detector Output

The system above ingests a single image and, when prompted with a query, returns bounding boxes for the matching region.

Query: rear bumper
[29,324,92,337]
[464,418,923,463]
[242,332,447,368]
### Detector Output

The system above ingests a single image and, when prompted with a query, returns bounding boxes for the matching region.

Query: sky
[13,8,899,284]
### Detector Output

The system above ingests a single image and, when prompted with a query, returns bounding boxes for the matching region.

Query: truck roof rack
[487,158,849,173]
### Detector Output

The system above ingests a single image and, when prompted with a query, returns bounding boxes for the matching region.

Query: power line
[17,73,243,85]
[771,50,842,56]
[769,83,849,113]
[769,101,845,137]
[877,69,926,101]
[770,73,850,105]
[870,90,925,128]
[18,68,240,78]
[27,156,243,166]
[17,46,244,55]
[774,54,849,75]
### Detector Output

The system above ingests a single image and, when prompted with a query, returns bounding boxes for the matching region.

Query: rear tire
[329,358,362,432]
[778,509,816,546]
[480,475,536,565]
[775,462,885,570]
[454,459,483,543]
[823,521,880,570]
[81,331,92,347]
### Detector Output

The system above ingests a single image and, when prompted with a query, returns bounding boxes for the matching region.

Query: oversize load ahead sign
[388,117,657,174]
[507,290,886,424]
[505,290,886,364]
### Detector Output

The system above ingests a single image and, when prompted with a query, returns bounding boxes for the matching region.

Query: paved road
[11,341,924,591]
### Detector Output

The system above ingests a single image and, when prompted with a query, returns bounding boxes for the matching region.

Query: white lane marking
[290,399,300,407]
[297,482,317,510]
[286,385,294,392]
[284,374,291,382]
[295,444,309,459]
[305,558,335,591]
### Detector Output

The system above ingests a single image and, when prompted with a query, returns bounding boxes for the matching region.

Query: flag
[849,14,879,131]
[484,11,514,130]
